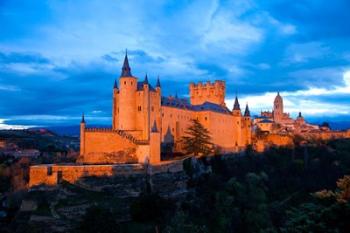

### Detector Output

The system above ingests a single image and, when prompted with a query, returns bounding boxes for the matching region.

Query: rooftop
[161,96,231,114]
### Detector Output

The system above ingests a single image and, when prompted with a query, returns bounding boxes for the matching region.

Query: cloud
[230,70,350,116]
[0,84,20,91]
[0,0,350,127]
[201,13,263,54]
[0,119,36,130]
[283,42,330,64]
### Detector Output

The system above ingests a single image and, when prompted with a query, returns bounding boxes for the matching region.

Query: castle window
[47,167,52,175]
[205,117,207,121]
[162,113,164,117]
[138,106,142,111]
[124,81,126,85]
[151,106,154,112]
[131,81,133,85]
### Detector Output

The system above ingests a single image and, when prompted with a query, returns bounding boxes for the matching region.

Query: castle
[79,53,252,165]
[28,53,350,187]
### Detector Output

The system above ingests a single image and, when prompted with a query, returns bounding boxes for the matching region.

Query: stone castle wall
[29,164,145,187]
[254,134,294,152]
[303,130,350,141]
[81,129,138,164]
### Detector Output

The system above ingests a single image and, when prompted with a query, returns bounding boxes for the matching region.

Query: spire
[156,76,161,88]
[233,96,240,110]
[298,112,302,117]
[113,79,118,89]
[81,113,85,123]
[151,120,158,132]
[120,50,132,77]
[144,73,149,84]
[244,103,250,117]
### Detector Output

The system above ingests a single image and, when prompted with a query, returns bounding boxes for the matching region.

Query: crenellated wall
[189,80,225,106]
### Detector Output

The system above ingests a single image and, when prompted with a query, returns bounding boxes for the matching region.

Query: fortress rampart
[189,80,225,106]
[28,164,145,187]
[28,159,185,187]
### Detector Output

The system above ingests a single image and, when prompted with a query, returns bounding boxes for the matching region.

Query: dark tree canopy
[181,119,213,156]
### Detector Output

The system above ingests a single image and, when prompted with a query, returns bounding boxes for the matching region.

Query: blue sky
[0,0,350,128]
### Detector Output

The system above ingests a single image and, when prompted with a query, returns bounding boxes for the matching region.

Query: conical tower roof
[120,51,132,77]
[233,96,240,110]
[156,76,161,88]
[81,113,85,123]
[113,79,118,89]
[144,74,149,84]
[244,104,250,117]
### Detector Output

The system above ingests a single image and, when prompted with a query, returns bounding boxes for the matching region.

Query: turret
[156,76,161,88]
[149,121,160,164]
[242,104,252,146]
[232,96,242,149]
[112,80,119,130]
[118,51,137,130]
[155,75,161,94]
[244,103,250,117]
[232,96,241,116]
[80,113,85,156]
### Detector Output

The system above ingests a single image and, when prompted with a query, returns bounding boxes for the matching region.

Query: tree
[75,206,120,233]
[181,119,213,156]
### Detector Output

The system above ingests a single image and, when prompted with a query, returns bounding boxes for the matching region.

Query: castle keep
[79,53,252,165]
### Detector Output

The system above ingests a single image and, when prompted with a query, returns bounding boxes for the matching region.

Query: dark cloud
[0,52,50,64]
[260,0,350,40]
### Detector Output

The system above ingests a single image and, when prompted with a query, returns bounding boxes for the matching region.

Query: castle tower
[232,96,242,148]
[80,113,85,156]
[155,76,162,136]
[149,121,160,164]
[118,52,137,130]
[273,92,283,123]
[242,104,252,146]
[142,74,150,140]
[112,80,119,130]
[189,80,225,105]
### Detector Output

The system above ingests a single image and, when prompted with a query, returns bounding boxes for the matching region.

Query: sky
[0,0,350,128]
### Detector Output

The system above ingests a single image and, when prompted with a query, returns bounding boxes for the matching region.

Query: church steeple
[120,50,132,77]
[233,96,240,110]
[244,104,250,117]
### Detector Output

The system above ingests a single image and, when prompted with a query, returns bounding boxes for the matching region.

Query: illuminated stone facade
[80,53,252,165]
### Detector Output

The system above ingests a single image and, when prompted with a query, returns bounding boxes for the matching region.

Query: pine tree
[181,119,213,156]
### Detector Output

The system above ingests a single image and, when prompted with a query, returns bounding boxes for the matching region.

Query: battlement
[189,80,226,106]
[189,80,225,89]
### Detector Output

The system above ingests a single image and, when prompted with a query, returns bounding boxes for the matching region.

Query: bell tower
[273,92,283,123]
